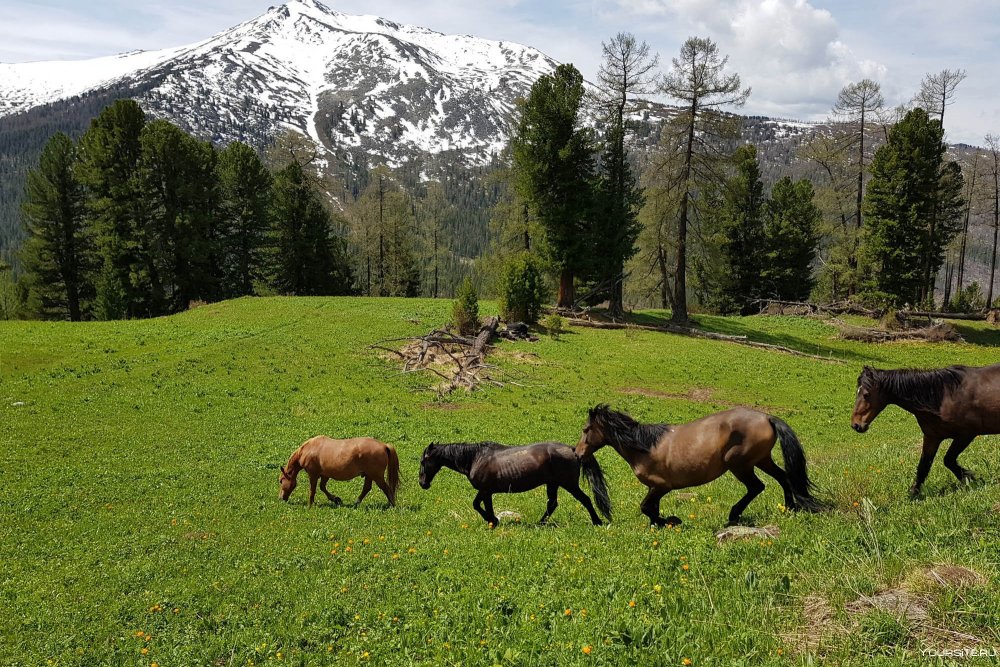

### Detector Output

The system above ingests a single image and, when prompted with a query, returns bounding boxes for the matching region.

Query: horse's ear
[280,465,286,474]
[427,443,436,452]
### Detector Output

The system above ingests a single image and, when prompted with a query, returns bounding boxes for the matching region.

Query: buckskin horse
[852,364,1000,496]
[575,405,822,527]
[279,436,400,507]
[418,441,612,527]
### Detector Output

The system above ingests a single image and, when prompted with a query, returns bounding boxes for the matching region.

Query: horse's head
[852,366,887,433]
[278,465,297,501]
[419,444,442,489]
[576,405,611,459]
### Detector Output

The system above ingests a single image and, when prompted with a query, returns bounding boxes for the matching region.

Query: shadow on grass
[621,309,874,363]
[950,323,1000,347]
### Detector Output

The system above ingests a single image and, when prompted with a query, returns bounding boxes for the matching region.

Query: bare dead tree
[658,37,750,323]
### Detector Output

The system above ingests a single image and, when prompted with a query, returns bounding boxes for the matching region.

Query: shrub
[542,313,565,339]
[452,277,480,336]
[498,253,547,324]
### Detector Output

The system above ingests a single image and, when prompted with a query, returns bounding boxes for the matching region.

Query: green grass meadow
[2,297,999,666]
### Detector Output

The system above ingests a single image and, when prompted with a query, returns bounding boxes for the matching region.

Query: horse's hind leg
[943,436,977,483]
[756,457,796,509]
[641,487,678,527]
[564,482,602,526]
[373,474,395,507]
[727,467,765,525]
[539,483,559,524]
[355,477,373,507]
[319,477,343,506]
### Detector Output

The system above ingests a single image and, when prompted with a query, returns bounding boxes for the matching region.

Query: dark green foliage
[510,63,597,307]
[594,123,643,315]
[862,108,964,306]
[137,120,222,310]
[76,99,151,318]
[19,132,95,320]
[216,142,273,297]
[451,276,480,335]
[698,145,767,314]
[271,161,354,296]
[498,252,547,324]
[951,281,986,311]
[763,177,820,301]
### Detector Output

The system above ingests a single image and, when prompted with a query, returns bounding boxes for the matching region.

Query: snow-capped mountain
[0,0,559,165]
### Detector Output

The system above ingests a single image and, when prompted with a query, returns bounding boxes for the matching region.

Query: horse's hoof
[908,486,922,499]
[664,516,682,527]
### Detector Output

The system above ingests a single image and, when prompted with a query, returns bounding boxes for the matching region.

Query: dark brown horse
[575,405,822,527]
[418,441,612,527]
[279,436,401,507]
[851,364,1000,496]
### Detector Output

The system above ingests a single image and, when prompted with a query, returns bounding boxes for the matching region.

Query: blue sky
[3,0,997,144]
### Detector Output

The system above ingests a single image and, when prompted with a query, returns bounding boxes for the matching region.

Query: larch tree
[832,79,884,270]
[593,32,657,317]
[985,134,1000,309]
[658,36,750,322]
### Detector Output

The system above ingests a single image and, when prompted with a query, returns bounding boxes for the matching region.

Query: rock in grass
[496,510,522,522]
[715,524,780,543]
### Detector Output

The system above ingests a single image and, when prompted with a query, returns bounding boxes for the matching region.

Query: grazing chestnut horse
[852,364,1000,497]
[279,436,400,507]
[576,405,822,527]
[418,441,612,527]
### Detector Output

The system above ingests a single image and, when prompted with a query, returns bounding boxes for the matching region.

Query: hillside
[2,297,998,664]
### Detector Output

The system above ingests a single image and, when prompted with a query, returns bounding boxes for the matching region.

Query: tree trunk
[608,269,625,318]
[557,268,575,309]
[848,108,865,294]
[942,258,953,310]
[957,154,978,292]
[657,243,670,311]
[673,101,697,323]
[989,170,1000,310]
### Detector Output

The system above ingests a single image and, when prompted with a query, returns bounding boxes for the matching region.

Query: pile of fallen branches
[371,317,526,392]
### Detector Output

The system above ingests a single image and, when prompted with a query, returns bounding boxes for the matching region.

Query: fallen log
[567,318,842,363]
[898,310,986,321]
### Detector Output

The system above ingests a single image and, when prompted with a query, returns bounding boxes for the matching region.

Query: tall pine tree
[510,63,596,308]
[20,132,95,320]
[862,108,963,306]
[271,161,353,296]
[217,142,273,297]
[76,100,150,319]
[763,177,820,301]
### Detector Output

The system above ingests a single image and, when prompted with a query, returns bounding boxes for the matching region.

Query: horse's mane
[860,365,966,414]
[432,441,504,468]
[588,404,670,452]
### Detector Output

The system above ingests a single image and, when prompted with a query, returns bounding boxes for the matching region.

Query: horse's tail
[385,444,401,506]
[769,416,824,512]
[580,455,612,522]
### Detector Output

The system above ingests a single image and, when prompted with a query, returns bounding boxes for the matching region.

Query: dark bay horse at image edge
[576,405,823,526]
[418,441,612,527]
[852,364,1000,496]
[280,436,401,507]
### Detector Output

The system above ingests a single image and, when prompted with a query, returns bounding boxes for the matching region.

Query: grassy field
[1,297,999,666]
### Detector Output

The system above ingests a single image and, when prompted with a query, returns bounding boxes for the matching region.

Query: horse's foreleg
[640,487,676,527]
[911,434,943,497]
[307,472,319,508]
[943,436,977,483]
[319,477,342,506]
[472,491,492,525]
[355,477,373,507]
[539,483,559,524]
[373,475,395,507]
[482,494,498,528]
[756,457,796,510]
[564,482,602,526]
[727,467,765,525]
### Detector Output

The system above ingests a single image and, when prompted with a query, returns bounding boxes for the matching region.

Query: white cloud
[614,0,889,120]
